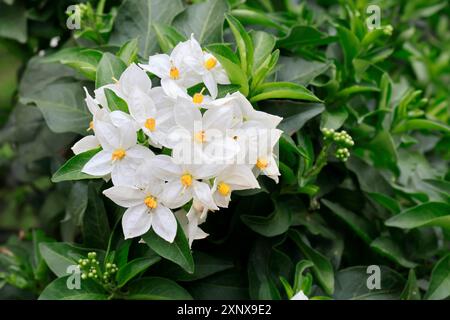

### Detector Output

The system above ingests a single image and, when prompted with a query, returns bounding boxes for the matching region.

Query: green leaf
[110,0,184,57]
[293,260,314,294]
[230,9,287,31]
[248,240,281,300]
[61,182,89,242]
[153,23,186,53]
[320,106,348,130]
[0,1,27,43]
[187,270,249,299]
[206,44,249,96]
[225,14,253,75]
[241,201,292,237]
[141,220,194,274]
[392,119,450,134]
[336,26,360,72]
[425,254,450,300]
[152,251,233,282]
[39,276,108,300]
[278,25,336,49]
[39,242,103,277]
[117,38,139,65]
[82,183,111,249]
[116,256,161,287]
[104,88,129,113]
[95,53,127,88]
[322,199,376,244]
[385,202,450,230]
[251,82,322,103]
[276,56,332,86]
[126,277,192,300]
[51,149,101,183]
[370,237,418,268]
[173,0,228,45]
[43,48,103,81]
[334,266,404,299]
[20,79,91,135]
[289,229,335,295]
[400,270,421,300]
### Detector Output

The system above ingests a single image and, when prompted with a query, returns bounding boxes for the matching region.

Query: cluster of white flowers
[72,35,283,246]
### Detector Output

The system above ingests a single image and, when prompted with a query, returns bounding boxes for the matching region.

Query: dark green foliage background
[0,0,449,300]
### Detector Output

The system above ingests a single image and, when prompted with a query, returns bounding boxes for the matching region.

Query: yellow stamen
[87,120,94,131]
[217,182,231,196]
[256,158,268,169]
[180,173,193,187]
[169,66,180,80]
[112,148,126,161]
[192,87,206,104]
[144,196,158,209]
[112,76,119,84]
[204,57,217,70]
[145,118,156,132]
[194,130,206,143]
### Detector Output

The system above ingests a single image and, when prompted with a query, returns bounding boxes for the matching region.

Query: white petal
[118,123,137,149]
[174,101,202,133]
[119,63,152,96]
[203,72,218,99]
[82,150,111,176]
[111,161,139,186]
[126,145,154,160]
[103,186,145,207]
[161,78,189,99]
[140,54,171,79]
[163,180,192,209]
[220,165,260,190]
[84,87,101,116]
[71,135,100,155]
[122,204,152,239]
[203,106,232,132]
[151,205,177,243]
[192,181,218,210]
[94,120,120,150]
[128,89,156,123]
[291,291,309,300]
[149,155,183,180]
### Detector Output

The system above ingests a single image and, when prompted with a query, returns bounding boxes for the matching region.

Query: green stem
[96,0,106,16]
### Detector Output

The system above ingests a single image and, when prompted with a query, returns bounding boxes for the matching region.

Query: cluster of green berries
[322,128,354,162]
[77,252,118,283]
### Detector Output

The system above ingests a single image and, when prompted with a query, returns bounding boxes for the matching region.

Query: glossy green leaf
[385,202,450,230]
[51,149,101,183]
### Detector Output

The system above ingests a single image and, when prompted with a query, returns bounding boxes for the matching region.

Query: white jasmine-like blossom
[291,290,309,300]
[182,35,230,99]
[103,166,177,242]
[68,35,283,243]
[140,40,201,99]
[149,155,220,211]
[82,119,154,185]
[94,63,152,107]
[175,208,208,248]
[128,88,175,148]
[212,165,260,208]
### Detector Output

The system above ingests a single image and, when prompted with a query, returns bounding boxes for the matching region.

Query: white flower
[149,155,220,210]
[252,128,283,183]
[103,169,177,242]
[175,207,208,247]
[183,35,230,99]
[212,165,260,208]
[168,100,238,164]
[291,290,309,300]
[94,63,152,108]
[140,41,201,99]
[82,119,154,185]
[127,88,175,148]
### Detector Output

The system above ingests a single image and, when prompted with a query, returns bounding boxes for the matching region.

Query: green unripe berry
[106,263,112,269]
[81,273,87,280]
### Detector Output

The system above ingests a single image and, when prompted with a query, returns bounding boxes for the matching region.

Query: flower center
[180,173,193,187]
[145,118,156,132]
[144,196,158,209]
[194,130,206,143]
[204,57,217,70]
[256,158,268,169]
[169,66,180,80]
[112,148,126,161]
[217,182,231,196]
[192,93,204,104]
